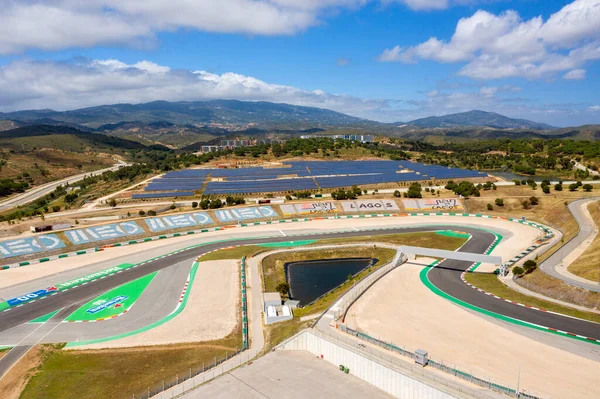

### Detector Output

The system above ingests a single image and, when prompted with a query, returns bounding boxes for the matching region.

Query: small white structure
[263,292,293,324]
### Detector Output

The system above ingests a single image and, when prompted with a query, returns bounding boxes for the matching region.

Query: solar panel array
[132,191,194,199]
[139,161,487,196]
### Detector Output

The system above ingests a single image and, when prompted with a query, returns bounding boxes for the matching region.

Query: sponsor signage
[341,200,399,213]
[64,222,144,245]
[403,198,463,211]
[7,286,58,306]
[215,206,276,222]
[145,212,213,232]
[86,295,128,314]
[280,202,339,216]
[0,234,65,259]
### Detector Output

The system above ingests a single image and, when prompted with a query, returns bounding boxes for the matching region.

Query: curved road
[539,197,600,292]
[0,160,128,212]
[0,225,598,343]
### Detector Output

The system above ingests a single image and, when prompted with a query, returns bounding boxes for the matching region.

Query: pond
[285,258,376,306]
[485,170,563,183]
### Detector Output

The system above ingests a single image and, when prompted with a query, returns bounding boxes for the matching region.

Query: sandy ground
[75,260,240,349]
[345,258,600,399]
[0,215,542,294]
[0,346,43,399]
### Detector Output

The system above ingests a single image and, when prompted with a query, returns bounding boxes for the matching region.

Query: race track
[0,224,598,347]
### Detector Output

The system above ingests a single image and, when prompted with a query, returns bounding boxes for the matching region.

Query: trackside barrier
[2,211,554,271]
[338,325,541,399]
[240,257,249,350]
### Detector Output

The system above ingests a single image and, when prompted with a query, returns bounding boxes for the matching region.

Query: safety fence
[130,348,245,399]
[338,325,542,399]
[241,256,249,349]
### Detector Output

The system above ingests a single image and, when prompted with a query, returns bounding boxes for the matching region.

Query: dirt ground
[345,258,600,399]
[74,259,240,349]
[0,346,45,399]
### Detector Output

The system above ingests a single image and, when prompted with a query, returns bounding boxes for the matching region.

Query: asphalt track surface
[0,225,598,345]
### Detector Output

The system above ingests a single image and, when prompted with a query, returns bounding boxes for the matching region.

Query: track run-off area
[0,212,598,396]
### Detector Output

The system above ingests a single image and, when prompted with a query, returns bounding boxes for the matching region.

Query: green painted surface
[66,262,200,347]
[420,261,599,345]
[56,263,135,291]
[436,230,471,239]
[0,302,10,312]
[65,272,157,321]
[258,240,317,248]
[30,309,61,323]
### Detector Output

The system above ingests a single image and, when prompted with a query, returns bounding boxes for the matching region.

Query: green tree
[523,260,537,272]
[407,182,422,198]
[108,198,117,208]
[495,198,504,207]
[542,185,550,194]
[192,201,198,208]
[275,282,290,297]
[487,203,493,211]
[568,183,579,191]
[147,210,157,216]
[529,196,539,206]
[583,184,593,192]
[554,183,563,191]
[521,200,531,210]
[393,190,401,198]
[512,266,525,277]
[138,210,146,216]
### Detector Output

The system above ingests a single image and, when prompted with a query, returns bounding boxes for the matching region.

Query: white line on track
[352,226,359,231]
[279,229,286,237]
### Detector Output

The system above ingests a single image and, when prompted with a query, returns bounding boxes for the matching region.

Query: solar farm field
[136,160,487,197]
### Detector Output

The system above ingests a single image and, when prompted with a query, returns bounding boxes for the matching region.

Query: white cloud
[0,58,596,126]
[337,58,352,67]
[0,58,389,119]
[563,69,586,80]
[0,0,486,54]
[379,0,600,79]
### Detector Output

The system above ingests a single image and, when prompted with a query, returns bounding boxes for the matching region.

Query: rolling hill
[407,110,555,130]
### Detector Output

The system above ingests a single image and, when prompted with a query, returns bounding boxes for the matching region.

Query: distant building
[200,139,281,153]
[300,134,375,143]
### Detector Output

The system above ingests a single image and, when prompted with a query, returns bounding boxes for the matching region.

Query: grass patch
[20,333,242,399]
[197,245,266,262]
[316,231,467,251]
[262,319,312,354]
[568,201,600,282]
[517,268,600,310]
[464,273,600,323]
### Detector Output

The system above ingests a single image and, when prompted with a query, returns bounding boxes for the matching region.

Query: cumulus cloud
[0,0,486,54]
[0,58,391,119]
[563,69,586,80]
[378,0,600,79]
[0,58,596,126]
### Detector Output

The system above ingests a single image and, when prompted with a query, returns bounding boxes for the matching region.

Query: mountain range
[0,100,597,148]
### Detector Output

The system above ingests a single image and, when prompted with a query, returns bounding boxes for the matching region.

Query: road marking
[278,229,286,237]
[352,226,359,231]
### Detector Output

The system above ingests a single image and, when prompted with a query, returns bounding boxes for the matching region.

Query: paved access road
[1,225,598,344]
[539,197,600,292]
[0,160,128,211]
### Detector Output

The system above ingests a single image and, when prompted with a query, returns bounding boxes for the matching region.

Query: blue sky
[0,0,599,127]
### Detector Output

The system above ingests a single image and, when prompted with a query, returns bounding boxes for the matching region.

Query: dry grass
[262,319,312,354]
[465,273,600,322]
[20,333,242,399]
[517,269,600,310]
[0,345,49,399]
[567,201,600,282]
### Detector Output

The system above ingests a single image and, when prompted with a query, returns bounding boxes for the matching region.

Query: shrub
[529,196,539,206]
[138,210,146,216]
[275,282,290,297]
[191,201,198,208]
[52,205,61,212]
[513,179,521,186]
[542,185,550,194]
[108,198,117,208]
[583,184,593,192]
[170,204,176,210]
[523,260,537,272]
[495,198,504,207]
[512,266,525,277]
[521,200,531,210]
[554,183,563,191]
[147,210,157,216]
[285,195,292,200]
[487,203,493,211]
[393,190,401,198]
[568,183,579,191]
